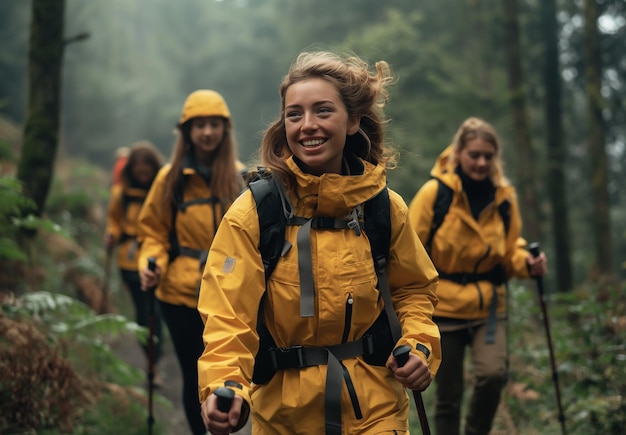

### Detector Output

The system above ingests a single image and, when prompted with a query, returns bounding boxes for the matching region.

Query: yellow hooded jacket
[198,156,441,434]
[137,160,246,308]
[408,146,530,321]
[105,184,147,271]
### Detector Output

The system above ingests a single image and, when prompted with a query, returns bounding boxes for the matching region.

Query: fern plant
[0,291,161,433]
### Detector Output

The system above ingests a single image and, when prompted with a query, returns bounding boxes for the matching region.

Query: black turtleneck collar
[183,150,212,186]
[455,165,495,219]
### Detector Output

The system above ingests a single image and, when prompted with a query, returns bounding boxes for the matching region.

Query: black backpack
[246,173,400,384]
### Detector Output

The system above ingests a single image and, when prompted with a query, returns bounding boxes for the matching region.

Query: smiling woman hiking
[407,117,548,435]
[197,51,441,435]
[137,89,247,435]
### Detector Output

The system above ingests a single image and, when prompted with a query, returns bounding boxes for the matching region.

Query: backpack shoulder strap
[363,187,391,269]
[498,198,511,235]
[425,178,453,253]
[363,187,402,342]
[249,174,287,281]
[250,173,288,385]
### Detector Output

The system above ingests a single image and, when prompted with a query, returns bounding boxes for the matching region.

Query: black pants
[434,320,507,435]
[160,301,206,435]
[120,269,163,364]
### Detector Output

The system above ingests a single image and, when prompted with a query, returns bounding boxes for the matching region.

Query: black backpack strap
[425,178,453,254]
[363,188,401,342]
[498,199,511,235]
[249,175,288,280]
[168,173,220,266]
[249,174,288,385]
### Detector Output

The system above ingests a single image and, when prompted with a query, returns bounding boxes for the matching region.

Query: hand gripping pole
[393,345,431,435]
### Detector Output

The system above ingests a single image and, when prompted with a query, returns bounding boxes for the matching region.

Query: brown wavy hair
[119,140,164,188]
[260,51,397,192]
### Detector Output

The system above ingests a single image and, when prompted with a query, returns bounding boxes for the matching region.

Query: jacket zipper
[341,293,353,343]
[340,292,363,419]
[473,245,490,310]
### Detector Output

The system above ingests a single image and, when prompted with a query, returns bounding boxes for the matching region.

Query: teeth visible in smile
[302,139,325,147]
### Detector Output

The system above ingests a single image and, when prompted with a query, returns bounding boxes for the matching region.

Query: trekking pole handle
[393,345,432,435]
[147,257,157,272]
[214,387,235,413]
[528,242,541,258]
[393,345,412,367]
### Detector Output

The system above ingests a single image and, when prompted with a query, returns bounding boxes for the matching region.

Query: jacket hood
[285,153,387,217]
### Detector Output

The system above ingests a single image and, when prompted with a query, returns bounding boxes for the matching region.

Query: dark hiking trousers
[120,269,163,364]
[160,301,206,435]
[434,319,507,435]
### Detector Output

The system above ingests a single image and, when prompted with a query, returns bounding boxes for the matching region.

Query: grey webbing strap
[290,216,353,230]
[297,219,315,317]
[325,351,343,435]
[485,284,498,344]
[273,177,294,220]
[126,240,138,261]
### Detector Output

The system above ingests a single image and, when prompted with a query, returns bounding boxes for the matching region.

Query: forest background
[0,0,625,434]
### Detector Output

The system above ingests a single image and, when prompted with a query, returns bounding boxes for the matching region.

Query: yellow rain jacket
[137,160,245,308]
[198,156,441,434]
[105,184,147,271]
[408,146,531,321]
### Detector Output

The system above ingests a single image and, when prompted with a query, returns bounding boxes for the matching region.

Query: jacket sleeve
[388,190,441,376]
[407,179,439,245]
[105,185,124,242]
[197,190,266,407]
[136,166,172,273]
[503,192,531,280]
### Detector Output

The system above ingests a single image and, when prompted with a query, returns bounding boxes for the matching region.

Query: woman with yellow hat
[137,89,247,434]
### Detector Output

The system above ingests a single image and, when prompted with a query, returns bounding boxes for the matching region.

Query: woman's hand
[139,264,161,291]
[388,352,432,392]
[201,392,245,435]
[527,251,548,277]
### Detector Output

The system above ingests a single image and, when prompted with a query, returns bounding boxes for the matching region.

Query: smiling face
[455,137,496,181]
[189,116,226,161]
[284,77,360,176]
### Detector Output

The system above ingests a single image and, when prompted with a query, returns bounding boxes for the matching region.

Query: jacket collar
[285,152,387,217]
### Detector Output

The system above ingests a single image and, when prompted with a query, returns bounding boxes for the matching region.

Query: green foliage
[1,291,166,433]
[502,282,626,434]
[46,184,94,221]
[3,291,146,384]
[408,282,626,434]
[0,175,66,263]
[0,138,14,161]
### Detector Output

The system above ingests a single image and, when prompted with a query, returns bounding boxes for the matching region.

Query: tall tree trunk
[502,0,541,243]
[540,0,573,292]
[583,0,613,276]
[16,0,66,223]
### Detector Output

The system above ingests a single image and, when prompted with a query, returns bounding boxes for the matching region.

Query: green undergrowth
[409,280,625,435]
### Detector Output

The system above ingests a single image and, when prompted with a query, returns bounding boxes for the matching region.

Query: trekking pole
[100,245,113,314]
[146,257,158,435]
[214,387,235,412]
[204,388,234,435]
[394,345,431,435]
[528,242,567,435]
